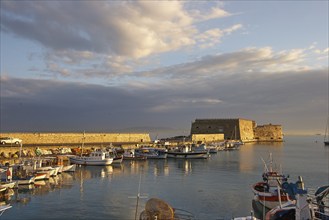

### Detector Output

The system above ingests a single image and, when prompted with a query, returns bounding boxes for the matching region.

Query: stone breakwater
[0,132,151,163]
[0,132,151,144]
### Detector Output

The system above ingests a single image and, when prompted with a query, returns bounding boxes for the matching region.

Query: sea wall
[191,134,224,143]
[0,132,151,144]
[254,124,283,141]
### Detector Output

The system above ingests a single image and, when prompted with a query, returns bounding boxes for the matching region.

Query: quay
[0,132,151,164]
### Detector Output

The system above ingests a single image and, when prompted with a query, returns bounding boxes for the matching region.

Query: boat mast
[81,131,85,157]
[325,66,329,144]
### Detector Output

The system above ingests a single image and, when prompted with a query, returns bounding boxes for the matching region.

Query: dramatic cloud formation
[1,1,328,137]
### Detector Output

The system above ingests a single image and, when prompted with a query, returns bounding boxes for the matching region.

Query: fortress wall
[191,134,225,143]
[0,132,151,144]
[239,119,255,141]
[191,118,255,140]
[254,124,283,141]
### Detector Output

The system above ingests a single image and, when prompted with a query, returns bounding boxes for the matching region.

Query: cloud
[1,1,233,58]
[1,58,327,135]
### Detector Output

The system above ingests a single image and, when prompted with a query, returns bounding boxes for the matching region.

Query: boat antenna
[135,172,142,220]
[260,157,269,173]
[128,170,148,220]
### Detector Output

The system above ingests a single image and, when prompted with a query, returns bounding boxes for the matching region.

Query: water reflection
[2,137,327,220]
[176,160,193,175]
[1,172,76,209]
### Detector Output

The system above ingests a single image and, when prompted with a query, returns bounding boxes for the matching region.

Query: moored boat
[135,148,167,159]
[252,154,290,209]
[57,155,77,172]
[69,149,113,166]
[167,144,210,159]
[12,175,35,185]
[122,149,147,160]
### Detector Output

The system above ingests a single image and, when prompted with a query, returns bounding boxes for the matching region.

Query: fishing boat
[264,176,320,220]
[0,167,16,188]
[69,149,113,166]
[167,144,210,159]
[122,149,147,160]
[252,154,290,209]
[12,175,35,185]
[57,155,76,172]
[106,147,124,164]
[135,147,167,159]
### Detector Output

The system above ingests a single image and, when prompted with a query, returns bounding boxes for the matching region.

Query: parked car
[0,137,22,145]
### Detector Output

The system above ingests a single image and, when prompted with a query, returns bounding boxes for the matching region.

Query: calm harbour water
[2,135,329,220]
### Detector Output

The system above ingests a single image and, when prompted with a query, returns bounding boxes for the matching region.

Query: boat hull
[70,156,113,166]
[167,151,210,159]
[62,164,76,172]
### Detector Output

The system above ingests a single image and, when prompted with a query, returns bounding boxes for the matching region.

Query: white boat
[263,176,328,220]
[135,148,167,159]
[0,181,16,189]
[251,154,290,209]
[61,164,76,172]
[106,148,124,164]
[12,176,35,185]
[69,149,113,166]
[57,155,76,172]
[123,149,147,160]
[34,172,48,181]
[167,145,210,159]
[36,166,57,177]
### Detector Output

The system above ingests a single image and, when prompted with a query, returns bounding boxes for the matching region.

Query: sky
[0,1,328,139]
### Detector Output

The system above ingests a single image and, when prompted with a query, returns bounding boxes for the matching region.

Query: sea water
[2,135,328,220]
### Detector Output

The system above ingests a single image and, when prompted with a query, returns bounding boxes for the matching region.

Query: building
[190,118,283,142]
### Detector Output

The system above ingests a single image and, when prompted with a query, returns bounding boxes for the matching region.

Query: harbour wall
[254,124,283,141]
[191,134,225,143]
[0,132,151,144]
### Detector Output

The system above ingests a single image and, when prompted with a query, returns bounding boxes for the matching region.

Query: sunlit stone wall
[191,134,225,143]
[0,132,151,144]
[190,118,255,141]
[254,124,283,141]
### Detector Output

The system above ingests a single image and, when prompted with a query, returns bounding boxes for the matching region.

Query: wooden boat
[252,181,290,209]
[0,167,16,188]
[135,148,167,159]
[167,145,210,159]
[0,181,16,189]
[12,175,35,185]
[264,176,317,220]
[123,149,147,160]
[106,148,124,164]
[69,149,113,166]
[34,172,48,181]
[61,164,76,172]
[252,154,290,209]
[57,155,76,172]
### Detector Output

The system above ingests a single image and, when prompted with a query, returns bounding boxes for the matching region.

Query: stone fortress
[0,118,283,146]
[190,118,283,143]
